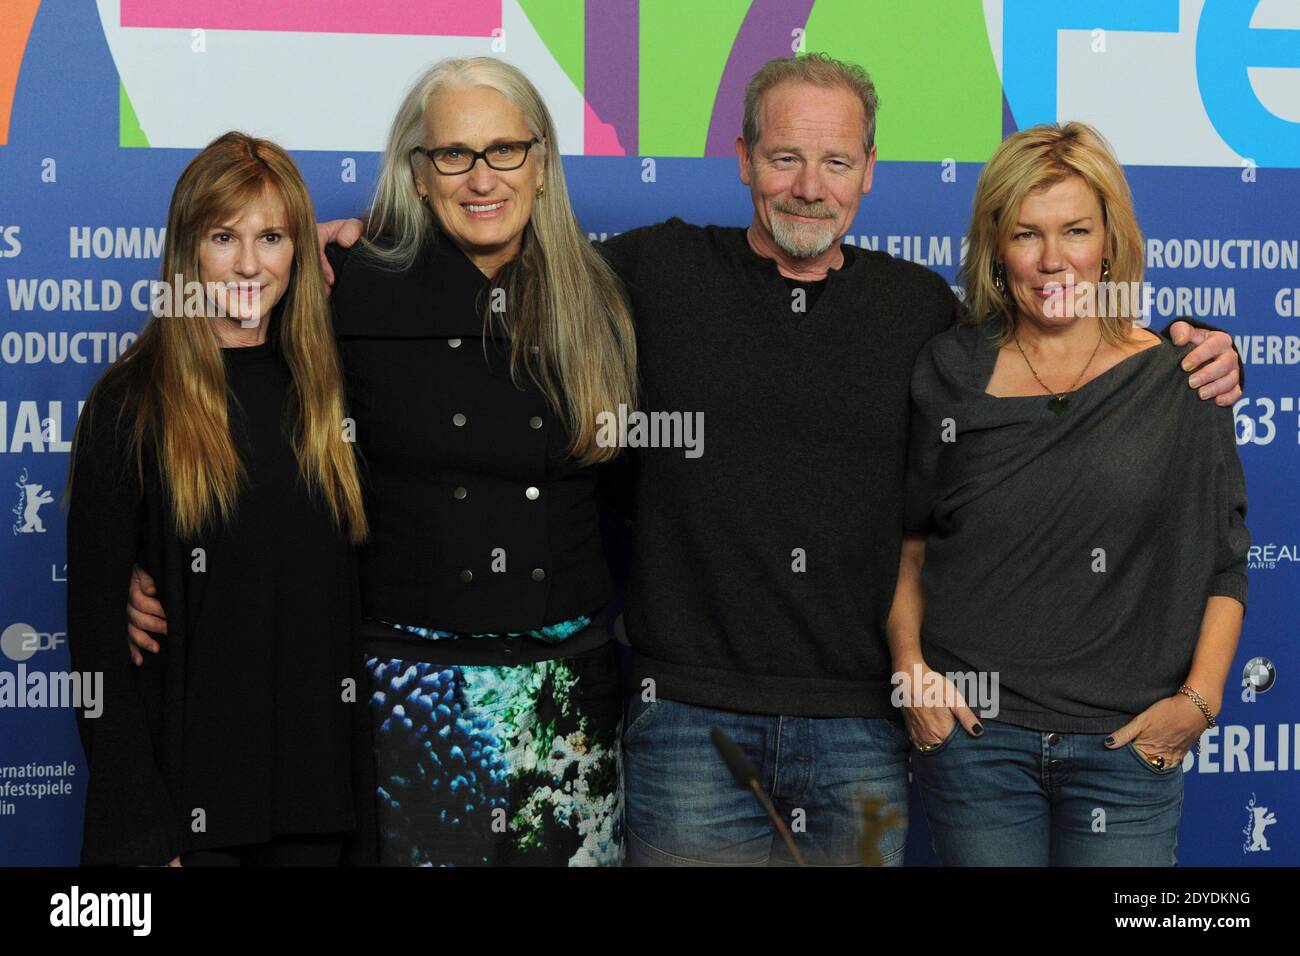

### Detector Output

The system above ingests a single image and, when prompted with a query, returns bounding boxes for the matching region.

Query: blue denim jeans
[622,696,910,866]
[911,718,1184,866]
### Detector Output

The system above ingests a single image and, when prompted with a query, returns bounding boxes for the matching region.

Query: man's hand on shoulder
[1166,320,1242,407]
[317,218,365,291]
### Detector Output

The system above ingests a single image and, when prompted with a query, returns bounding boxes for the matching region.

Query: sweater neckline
[728,224,864,283]
[970,323,1172,402]
[725,225,865,332]
[221,337,278,365]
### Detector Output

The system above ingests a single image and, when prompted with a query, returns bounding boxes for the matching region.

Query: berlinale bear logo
[12,468,53,534]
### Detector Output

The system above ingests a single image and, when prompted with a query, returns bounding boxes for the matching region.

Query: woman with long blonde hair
[69,131,368,866]
[129,59,638,866]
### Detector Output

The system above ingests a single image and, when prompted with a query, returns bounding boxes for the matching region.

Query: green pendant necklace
[1014,330,1103,417]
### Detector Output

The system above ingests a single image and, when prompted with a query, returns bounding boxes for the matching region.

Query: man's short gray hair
[742,53,880,154]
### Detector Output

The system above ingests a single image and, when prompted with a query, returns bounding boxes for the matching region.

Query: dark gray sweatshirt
[905,320,1249,733]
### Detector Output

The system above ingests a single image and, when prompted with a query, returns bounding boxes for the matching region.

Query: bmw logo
[1243,657,1276,694]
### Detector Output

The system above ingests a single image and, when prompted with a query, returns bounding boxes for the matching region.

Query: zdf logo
[1,622,66,661]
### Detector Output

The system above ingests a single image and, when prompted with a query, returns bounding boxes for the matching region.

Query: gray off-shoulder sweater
[905,320,1249,733]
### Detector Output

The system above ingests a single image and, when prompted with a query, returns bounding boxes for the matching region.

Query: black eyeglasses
[411,138,540,175]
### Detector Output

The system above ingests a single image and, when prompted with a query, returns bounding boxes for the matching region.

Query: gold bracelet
[1179,684,1216,728]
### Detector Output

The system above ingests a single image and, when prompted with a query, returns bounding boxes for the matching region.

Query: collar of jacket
[329,226,505,339]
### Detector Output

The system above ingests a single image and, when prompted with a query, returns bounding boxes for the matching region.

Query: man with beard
[311,53,1241,867]
[595,53,1240,867]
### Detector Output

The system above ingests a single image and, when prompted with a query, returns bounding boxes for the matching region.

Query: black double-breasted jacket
[327,234,612,636]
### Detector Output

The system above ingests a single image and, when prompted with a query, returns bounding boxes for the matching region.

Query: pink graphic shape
[121,1,501,37]
[583,99,627,157]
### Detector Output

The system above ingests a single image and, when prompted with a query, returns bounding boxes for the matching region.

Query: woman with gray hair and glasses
[127,57,638,866]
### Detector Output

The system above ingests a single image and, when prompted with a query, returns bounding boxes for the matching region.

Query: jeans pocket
[912,718,961,755]
[1124,742,1182,775]
[623,694,666,745]
[874,717,913,751]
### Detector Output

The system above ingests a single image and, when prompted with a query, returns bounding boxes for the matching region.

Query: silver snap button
[453,487,467,500]
[459,569,473,583]
[449,338,462,349]
[525,486,540,500]
[530,568,546,582]
[529,416,543,429]
[453,413,467,427]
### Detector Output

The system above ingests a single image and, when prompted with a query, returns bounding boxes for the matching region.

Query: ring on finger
[1134,745,1165,769]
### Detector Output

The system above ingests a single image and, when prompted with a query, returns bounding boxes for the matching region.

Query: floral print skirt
[364,631,623,866]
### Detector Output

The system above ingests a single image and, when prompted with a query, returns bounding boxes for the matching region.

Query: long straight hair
[362,56,638,465]
[69,131,367,542]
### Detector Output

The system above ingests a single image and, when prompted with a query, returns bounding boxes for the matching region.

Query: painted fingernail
[1105,736,1115,746]
[972,723,984,736]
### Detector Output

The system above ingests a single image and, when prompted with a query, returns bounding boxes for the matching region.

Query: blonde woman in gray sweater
[889,122,1247,866]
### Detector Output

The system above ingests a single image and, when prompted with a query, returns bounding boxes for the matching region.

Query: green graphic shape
[639,0,751,156]
[803,0,1002,161]
[119,80,148,148]
[519,0,584,93]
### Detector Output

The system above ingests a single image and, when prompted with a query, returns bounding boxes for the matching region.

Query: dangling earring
[1100,257,1111,281]
[993,261,1007,293]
